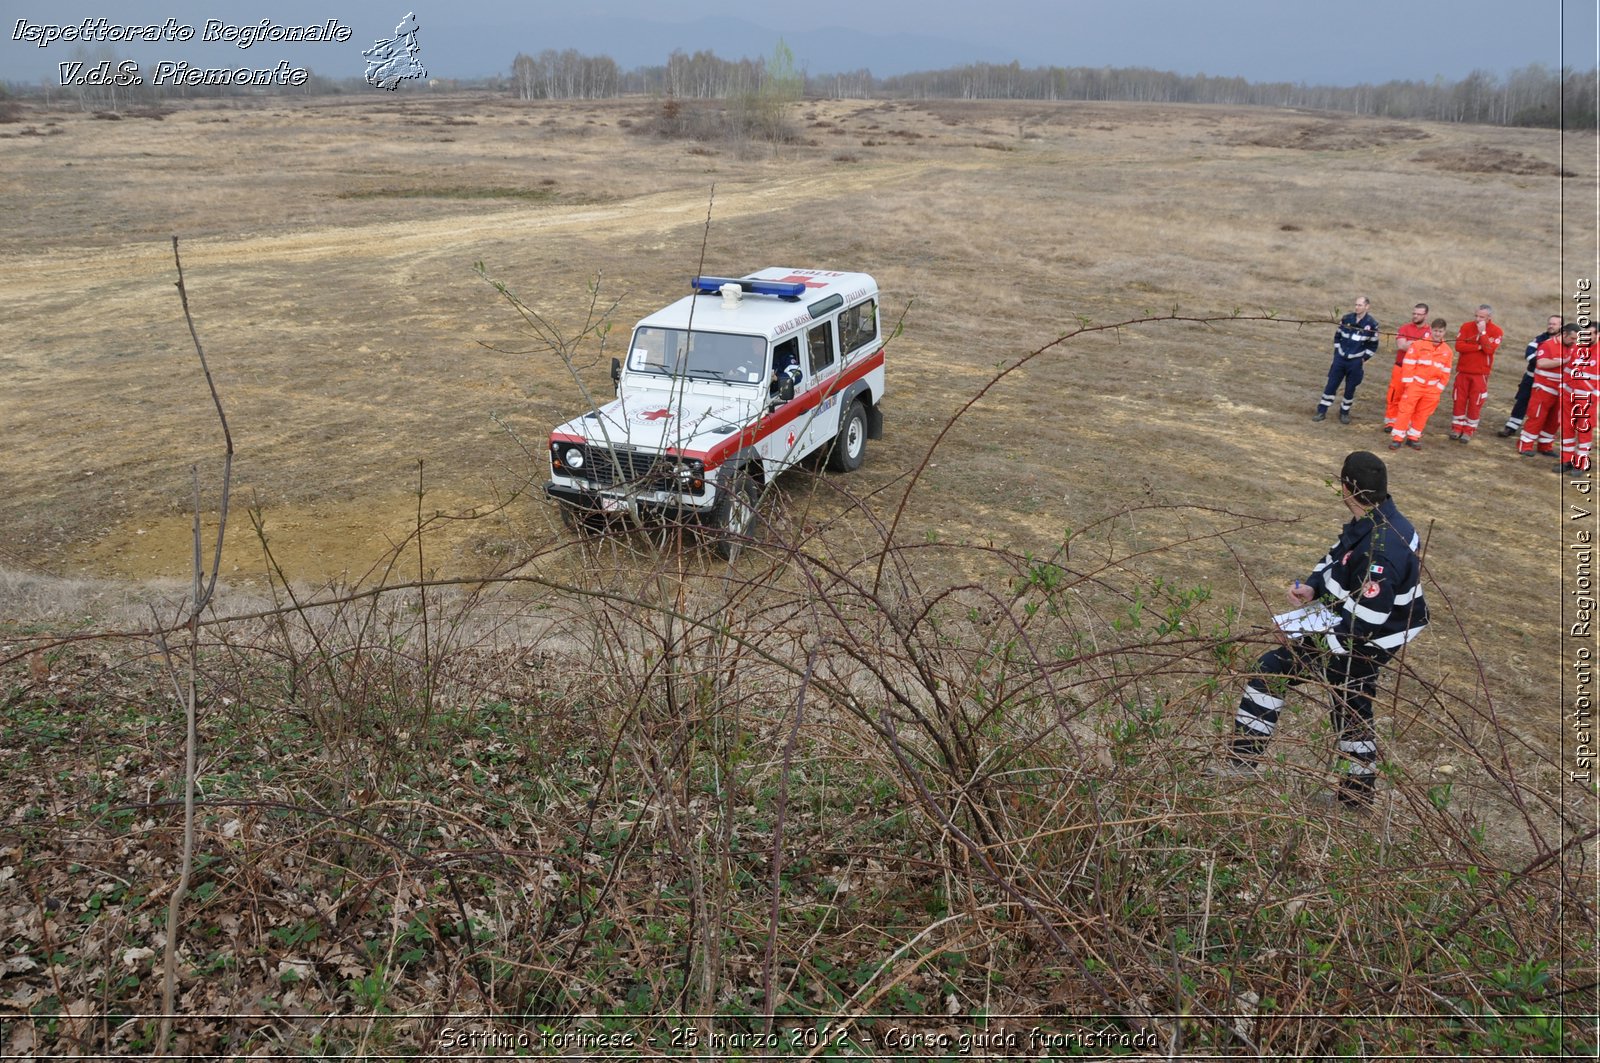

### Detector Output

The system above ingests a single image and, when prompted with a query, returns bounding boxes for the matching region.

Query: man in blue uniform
[1219,451,1429,809]
[1315,297,1380,424]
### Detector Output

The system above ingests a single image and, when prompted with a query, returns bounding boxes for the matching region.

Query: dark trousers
[1505,371,1536,429]
[1232,639,1392,798]
[1319,357,1366,410]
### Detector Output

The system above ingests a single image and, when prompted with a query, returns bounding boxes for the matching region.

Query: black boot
[1335,772,1376,810]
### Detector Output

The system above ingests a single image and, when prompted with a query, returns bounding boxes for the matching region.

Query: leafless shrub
[1412,143,1573,177]
[1226,120,1429,151]
[0,289,1587,1057]
[629,97,800,148]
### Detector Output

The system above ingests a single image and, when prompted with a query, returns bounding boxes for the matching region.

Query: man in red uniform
[1499,315,1563,438]
[1560,327,1596,474]
[1449,304,1503,443]
[1520,323,1575,459]
[1385,303,1431,435]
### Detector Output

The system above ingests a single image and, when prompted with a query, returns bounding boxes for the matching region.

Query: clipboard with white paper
[1273,602,1338,635]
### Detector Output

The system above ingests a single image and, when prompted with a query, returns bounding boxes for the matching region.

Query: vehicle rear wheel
[712,471,759,560]
[827,400,868,472]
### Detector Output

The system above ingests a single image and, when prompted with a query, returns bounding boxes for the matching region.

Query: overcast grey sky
[2,1,1594,87]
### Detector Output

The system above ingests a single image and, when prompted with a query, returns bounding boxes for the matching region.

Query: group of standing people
[1230,297,1592,813]
[1312,298,1594,474]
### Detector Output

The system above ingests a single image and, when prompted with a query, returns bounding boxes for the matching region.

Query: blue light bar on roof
[690,276,807,301]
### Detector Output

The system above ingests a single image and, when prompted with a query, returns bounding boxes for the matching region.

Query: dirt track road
[4,161,938,303]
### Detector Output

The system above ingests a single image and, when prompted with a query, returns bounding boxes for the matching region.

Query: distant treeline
[473,48,1600,129]
[6,43,1596,130]
[876,60,1598,128]
[519,48,1594,129]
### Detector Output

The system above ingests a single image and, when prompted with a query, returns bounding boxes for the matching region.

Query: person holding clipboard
[1216,452,1430,810]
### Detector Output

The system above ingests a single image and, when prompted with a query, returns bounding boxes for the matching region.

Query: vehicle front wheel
[712,471,759,560]
[827,400,868,472]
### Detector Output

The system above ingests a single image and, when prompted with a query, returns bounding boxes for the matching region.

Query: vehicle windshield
[627,327,768,384]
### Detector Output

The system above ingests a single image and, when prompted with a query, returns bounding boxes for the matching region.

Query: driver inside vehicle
[769,337,801,400]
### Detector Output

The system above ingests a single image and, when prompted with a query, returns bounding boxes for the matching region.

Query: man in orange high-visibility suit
[1520,323,1575,459]
[1559,328,1596,474]
[1390,318,1453,450]
[1384,303,1431,434]
[1449,304,1504,443]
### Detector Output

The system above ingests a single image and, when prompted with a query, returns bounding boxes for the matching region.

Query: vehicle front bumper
[545,481,715,522]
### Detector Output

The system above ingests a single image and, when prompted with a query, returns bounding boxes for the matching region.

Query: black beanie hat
[1341,451,1388,506]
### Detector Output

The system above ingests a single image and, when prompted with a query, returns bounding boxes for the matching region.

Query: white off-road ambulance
[545,267,886,556]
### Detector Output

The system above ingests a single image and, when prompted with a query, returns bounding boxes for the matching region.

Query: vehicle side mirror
[779,377,795,402]
[610,357,621,395]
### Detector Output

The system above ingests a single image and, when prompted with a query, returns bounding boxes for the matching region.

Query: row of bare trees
[507,50,1595,128]
[511,49,620,100]
[512,48,772,101]
[877,60,1597,127]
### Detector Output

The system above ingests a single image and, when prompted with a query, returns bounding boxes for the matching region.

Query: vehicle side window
[807,321,837,376]
[839,299,878,355]
[770,337,801,393]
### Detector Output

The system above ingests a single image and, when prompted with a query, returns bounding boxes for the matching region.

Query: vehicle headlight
[564,447,585,470]
[677,459,706,494]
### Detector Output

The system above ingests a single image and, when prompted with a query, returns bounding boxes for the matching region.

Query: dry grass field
[1,93,1582,772]
[0,92,1593,1054]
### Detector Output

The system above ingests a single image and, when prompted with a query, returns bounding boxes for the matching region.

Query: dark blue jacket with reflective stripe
[1334,312,1380,361]
[1306,496,1428,654]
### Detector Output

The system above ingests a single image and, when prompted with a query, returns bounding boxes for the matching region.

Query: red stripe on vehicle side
[699,347,885,469]
[546,347,885,469]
